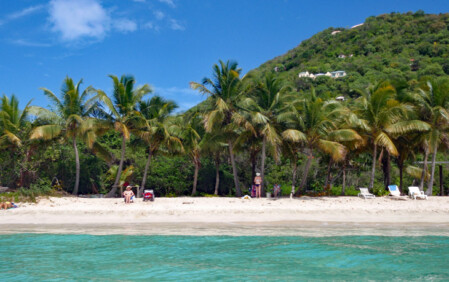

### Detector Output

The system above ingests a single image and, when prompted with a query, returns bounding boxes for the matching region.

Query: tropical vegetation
[1,11,449,200]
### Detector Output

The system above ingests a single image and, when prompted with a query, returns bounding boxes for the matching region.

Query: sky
[1,0,448,112]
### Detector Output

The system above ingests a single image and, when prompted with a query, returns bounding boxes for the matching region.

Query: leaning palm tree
[29,77,98,195]
[279,89,362,195]
[412,78,449,195]
[96,75,152,197]
[353,82,430,190]
[239,72,290,194]
[190,60,246,196]
[137,96,182,196]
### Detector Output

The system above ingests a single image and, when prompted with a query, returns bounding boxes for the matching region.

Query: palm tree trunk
[341,159,347,196]
[420,146,429,191]
[251,151,257,186]
[369,143,378,190]
[228,140,241,196]
[297,150,313,195]
[19,148,32,187]
[191,158,199,196]
[426,143,438,196]
[325,158,333,188]
[381,151,391,189]
[398,162,403,194]
[214,153,220,195]
[139,150,153,198]
[72,136,80,195]
[291,155,297,197]
[260,136,267,196]
[107,134,126,198]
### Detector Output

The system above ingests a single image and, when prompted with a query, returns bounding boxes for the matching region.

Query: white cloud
[0,5,44,26]
[158,0,176,8]
[113,19,137,33]
[9,5,45,20]
[169,19,184,31]
[143,21,159,31]
[48,0,110,41]
[9,39,51,47]
[154,10,165,20]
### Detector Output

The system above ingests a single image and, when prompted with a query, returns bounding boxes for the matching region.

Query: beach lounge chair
[358,188,375,199]
[408,186,428,200]
[387,185,408,200]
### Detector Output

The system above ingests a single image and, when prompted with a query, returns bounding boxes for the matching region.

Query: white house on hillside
[299,71,347,79]
[330,71,346,78]
[298,71,314,78]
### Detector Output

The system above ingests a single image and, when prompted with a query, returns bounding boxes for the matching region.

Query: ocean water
[1,234,448,281]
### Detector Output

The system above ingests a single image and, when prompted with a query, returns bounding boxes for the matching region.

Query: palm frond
[282,129,307,143]
[375,132,398,156]
[385,120,430,135]
[317,139,346,161]
[30,124,63,140]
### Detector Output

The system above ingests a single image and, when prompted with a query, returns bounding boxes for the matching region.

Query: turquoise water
[1,234,448,281]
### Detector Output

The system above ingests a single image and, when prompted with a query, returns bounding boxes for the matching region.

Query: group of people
[250,173,281,198]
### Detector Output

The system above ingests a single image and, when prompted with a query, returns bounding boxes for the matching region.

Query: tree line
[1,60,448,197]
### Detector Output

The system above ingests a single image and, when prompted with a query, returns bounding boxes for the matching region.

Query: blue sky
[1,0,448,112]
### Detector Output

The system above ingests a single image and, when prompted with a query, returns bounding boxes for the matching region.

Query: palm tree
[280,139,301,197]
[29,77,98,195]
[171,113,203,195]
[279,89,361,194]
[190,60,246,196]
[233,129,261,189]
[240,73,289,194]
[413,78,449,195]
[0,94,31,149]
[137,96,182,197]
[96,75,152,197]
[353,82,430,190]
[200,131,227,195]
[0,94,32,187]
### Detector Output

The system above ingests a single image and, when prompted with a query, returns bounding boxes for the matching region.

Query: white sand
[1,196,449,224]
[1,196,448,235]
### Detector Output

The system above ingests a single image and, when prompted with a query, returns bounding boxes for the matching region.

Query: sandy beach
[1,196,449,235]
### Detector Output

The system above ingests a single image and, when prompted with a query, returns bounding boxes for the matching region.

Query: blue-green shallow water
[1,234,448,281]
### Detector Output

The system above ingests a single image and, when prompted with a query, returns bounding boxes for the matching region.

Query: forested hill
[255,11,449,97]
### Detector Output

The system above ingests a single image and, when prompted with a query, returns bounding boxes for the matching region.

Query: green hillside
[255,11,449,97]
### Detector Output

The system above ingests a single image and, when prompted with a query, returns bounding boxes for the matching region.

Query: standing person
[254,172,262,198]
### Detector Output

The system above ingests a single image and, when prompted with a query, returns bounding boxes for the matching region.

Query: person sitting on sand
[254,173,262,198]
[123,186,135,204]
[273,184,281,198]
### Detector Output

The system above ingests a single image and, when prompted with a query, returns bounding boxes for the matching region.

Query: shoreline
[1,196,449,235]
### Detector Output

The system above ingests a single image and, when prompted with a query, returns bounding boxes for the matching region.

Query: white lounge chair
[387,185,401,197]
[358,188,375,199]
[408,186,428,200]
[387,185,408,200]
